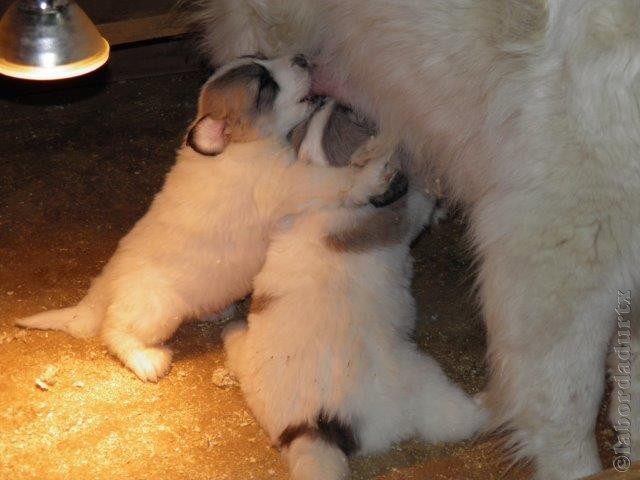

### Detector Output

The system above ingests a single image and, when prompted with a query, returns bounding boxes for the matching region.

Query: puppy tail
[285,436,349,480]
[280,413,356,480]
[15,302,101,338]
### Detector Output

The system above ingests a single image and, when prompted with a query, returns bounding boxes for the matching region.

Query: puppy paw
[369,171,409,207]
[350,135,393,168]
[347,153,399,207]
[127,346,173,382]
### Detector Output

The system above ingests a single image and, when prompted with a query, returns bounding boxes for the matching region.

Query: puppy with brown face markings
[222,100,486,480]
[16,56,397,382]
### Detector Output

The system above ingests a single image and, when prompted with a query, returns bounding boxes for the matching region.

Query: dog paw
[347,153,399,207]
[350,135,394,168]
[369,171,409,207]
[127,346,173,382]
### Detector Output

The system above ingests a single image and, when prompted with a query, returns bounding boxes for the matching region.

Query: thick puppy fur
[191,1,640,478]
[16,56,397,382]
[223,100,486,480]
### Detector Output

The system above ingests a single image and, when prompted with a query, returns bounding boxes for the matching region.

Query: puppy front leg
[282,150,397,215]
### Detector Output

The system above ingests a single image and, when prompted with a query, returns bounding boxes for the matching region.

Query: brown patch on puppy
[324,200,410,253]
[316,411,359,456]
[249,293,276,315]
[198,63,280,144]
[322,103,377,167]
[287,114,312,155]
[279,422,317,448]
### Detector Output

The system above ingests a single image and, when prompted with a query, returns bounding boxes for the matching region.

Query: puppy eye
[239,53,267,60]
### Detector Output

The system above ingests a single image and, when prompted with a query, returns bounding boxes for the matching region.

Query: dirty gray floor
[0,72,624,479]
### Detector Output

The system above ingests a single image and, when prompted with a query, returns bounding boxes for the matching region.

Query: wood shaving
[211,367,237,389]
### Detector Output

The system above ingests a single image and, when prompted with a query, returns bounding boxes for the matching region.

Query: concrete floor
[0,72,624,479]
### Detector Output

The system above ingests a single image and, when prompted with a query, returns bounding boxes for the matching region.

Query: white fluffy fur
[16,56,396,382]
[285,436,350,480]
[193,1,640,478]
[608,300,640,463]
[224,190,486,480]
[223,102,487,479]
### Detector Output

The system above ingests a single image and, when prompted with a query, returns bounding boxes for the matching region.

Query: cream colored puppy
[223,101,486,480]
[16,56,396,382]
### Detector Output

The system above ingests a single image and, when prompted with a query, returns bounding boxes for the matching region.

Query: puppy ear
[186,115,228,156]
[287,117,311,155]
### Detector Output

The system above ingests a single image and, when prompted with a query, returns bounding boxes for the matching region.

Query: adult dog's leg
[474,189,623,480]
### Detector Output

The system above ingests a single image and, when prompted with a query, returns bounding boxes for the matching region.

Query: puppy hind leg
[404,351,488,443]
[101,289,186,382]
[102,328,172,382]
[284,435,349,480]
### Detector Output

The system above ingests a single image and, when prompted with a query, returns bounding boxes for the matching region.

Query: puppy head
[187,55,316,156]
[289,99,378,167]
[290,100,409,207]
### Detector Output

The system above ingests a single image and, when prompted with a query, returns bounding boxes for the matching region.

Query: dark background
[0,0,178,23]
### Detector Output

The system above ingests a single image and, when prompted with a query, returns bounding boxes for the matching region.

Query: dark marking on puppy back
[317,411,359,456]
[324,203,409,253]
[279,422,317,448]
[278,411,359,456]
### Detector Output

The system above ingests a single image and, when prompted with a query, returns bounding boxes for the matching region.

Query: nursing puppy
[222,100,486,480]
[16,56,397,382]
[191,1,640,477]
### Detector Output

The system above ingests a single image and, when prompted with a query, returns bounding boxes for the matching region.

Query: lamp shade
[0,0,109,80]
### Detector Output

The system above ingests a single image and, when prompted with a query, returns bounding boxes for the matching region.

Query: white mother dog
[191,1,640,478]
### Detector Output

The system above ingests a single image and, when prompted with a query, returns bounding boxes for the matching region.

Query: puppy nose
[292,54,311,69]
